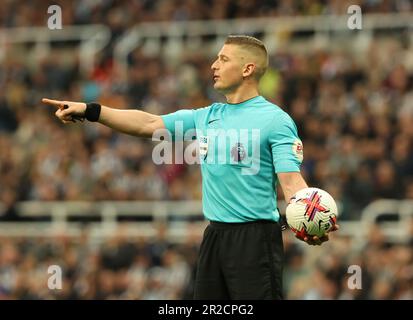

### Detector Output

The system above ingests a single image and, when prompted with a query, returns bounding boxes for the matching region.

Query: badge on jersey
[292,139,304,162]
[199,135,209,158]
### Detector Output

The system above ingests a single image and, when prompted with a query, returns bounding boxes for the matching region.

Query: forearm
[278,172,308,203]
[98,106,163,138]
[42,98,165,137]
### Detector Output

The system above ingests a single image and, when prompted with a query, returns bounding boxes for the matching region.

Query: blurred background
[0,0,413,299]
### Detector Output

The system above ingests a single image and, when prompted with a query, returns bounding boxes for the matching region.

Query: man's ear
[242,63,256,78]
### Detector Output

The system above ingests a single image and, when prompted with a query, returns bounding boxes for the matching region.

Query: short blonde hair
[224,35,269,80]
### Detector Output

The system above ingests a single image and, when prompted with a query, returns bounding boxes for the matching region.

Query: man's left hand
[297,224,340,246]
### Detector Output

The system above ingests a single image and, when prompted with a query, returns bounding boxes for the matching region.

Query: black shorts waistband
[209,219,277,229]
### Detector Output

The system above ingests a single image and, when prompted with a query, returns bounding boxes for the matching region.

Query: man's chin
[213,83,226,92]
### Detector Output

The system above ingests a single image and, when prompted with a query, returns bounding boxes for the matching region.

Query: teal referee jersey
[161,95,303,223]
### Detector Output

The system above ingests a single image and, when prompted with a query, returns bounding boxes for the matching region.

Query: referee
[43,35,338,300]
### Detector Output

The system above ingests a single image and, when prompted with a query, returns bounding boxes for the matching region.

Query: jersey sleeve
[161,109,196,141]
[269,113,303,173]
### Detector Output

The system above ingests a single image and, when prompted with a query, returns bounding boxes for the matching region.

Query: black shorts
[193,219,284,300]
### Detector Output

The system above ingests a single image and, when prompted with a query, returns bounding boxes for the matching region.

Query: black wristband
[85,102,101,122]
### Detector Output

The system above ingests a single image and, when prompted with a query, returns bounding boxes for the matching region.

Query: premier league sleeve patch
[292,139,304,162]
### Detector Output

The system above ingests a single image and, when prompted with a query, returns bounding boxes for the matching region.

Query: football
[286,187,338,240]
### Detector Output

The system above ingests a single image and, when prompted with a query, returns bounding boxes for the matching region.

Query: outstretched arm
[41,99,165,138]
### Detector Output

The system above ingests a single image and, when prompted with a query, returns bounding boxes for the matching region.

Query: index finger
[42,98,64,108]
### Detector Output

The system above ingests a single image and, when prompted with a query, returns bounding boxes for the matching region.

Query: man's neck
[225,86,260,104]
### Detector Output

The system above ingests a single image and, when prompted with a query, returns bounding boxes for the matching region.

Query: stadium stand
[0,0,412,299]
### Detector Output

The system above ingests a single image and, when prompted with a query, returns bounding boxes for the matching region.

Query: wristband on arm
[84,102,101,122]
[63,102,101,122]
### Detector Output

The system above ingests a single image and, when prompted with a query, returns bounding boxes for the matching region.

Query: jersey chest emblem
[230,142,246,162]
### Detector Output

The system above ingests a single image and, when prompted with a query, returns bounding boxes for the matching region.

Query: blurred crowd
[0,0,411,29]
[284,220,413,299]
[0,224,199,299]
[0,1,413,300]
[1,33,413,220]
[0,221,412,300]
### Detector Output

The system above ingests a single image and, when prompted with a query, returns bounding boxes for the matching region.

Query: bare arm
[277,171,308,203]
[98,106,164,138]
[41,99,165,138]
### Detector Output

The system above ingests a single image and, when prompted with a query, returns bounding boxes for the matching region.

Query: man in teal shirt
[43,35,338,299]
[161,95,303,224]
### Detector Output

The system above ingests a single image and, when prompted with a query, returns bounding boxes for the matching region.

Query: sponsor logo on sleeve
[292,139,304,162]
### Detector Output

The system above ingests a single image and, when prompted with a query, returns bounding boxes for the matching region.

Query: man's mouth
[213,75,219,81]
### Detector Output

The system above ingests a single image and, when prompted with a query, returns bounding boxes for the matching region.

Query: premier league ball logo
[231,142,246,162]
